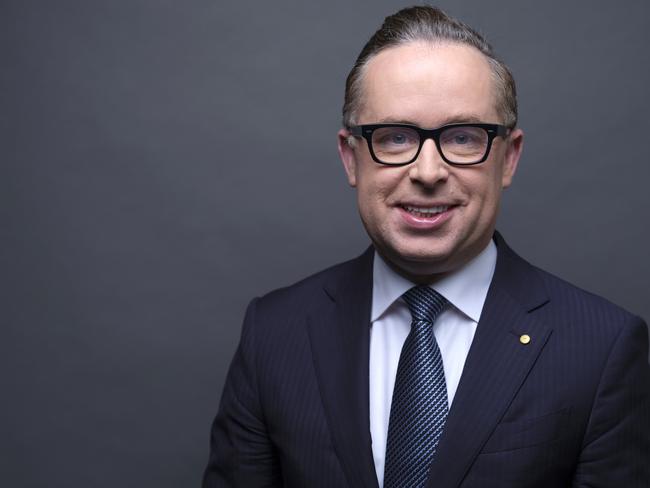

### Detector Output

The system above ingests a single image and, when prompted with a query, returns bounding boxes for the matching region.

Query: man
[203,6,650,488]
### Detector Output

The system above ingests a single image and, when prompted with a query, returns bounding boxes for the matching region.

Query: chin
[377,241,458,278]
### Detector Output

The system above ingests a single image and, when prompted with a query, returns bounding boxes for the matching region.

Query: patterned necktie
[383,286,449,488]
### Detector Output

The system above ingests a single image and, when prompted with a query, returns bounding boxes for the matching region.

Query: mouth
[400,204,451,218]
[397,202,456,230]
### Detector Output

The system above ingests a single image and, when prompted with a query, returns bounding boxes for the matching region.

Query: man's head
[337,6,524,283]
[342,6,518,131]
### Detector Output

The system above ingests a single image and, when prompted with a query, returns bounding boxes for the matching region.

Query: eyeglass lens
[371,126,490,164]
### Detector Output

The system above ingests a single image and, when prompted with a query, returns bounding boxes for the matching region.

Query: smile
[401,205,450,217]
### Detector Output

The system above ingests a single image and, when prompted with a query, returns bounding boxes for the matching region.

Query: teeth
[404,205,449,216]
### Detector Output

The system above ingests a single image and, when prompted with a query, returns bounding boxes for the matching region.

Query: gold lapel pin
[519,334,531,345]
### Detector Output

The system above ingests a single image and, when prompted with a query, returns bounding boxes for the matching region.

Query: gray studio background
[2,0,649,486]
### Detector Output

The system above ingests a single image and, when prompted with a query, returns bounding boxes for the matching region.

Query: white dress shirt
[369,240,497,486]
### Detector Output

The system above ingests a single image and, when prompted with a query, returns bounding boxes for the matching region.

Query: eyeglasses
[348,123,509,166]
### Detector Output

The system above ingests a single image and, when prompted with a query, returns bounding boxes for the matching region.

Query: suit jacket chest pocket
[481,408,571,454]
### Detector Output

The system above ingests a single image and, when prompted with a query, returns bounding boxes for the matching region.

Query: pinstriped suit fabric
[203,237,650,488]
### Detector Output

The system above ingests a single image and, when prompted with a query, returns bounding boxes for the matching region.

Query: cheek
[355,173,398,225]
[357,167,398,202]
[477,174,506,218]
[461,168,504,212]
[356,181,383,218]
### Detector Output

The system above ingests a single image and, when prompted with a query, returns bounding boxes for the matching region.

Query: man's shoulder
[533,263,640,323]
[497,236,643,331]
[252,247,373,316]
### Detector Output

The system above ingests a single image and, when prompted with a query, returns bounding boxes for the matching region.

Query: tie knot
[402,286,447,323]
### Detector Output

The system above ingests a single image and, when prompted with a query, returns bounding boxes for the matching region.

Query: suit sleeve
[203,298,283,488]
[572,316,650,487]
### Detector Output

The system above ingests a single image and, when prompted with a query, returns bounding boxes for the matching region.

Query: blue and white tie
[384,286,448,488]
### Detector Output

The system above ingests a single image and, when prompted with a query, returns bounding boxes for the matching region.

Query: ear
[501,128,524,188]
[337,128,358,187]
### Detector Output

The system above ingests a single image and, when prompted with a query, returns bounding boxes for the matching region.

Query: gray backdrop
[2,0,649,486]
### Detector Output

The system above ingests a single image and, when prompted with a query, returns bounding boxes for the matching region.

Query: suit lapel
[426,234,552,488]
[307,248,380,488]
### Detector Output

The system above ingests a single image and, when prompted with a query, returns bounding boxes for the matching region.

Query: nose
[408,138,449,186]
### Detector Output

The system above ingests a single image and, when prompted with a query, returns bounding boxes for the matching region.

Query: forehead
[358,42,499,126]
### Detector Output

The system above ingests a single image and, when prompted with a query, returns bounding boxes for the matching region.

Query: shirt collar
[371,239,497,323]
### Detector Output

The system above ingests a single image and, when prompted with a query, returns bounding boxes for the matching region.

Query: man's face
[338,42,523,282]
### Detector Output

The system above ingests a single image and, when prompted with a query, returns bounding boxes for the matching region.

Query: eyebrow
[375,114,486,127]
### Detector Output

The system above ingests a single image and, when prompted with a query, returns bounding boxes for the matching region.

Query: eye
[440,127,486,148]
[452,133,470,144]
[373,127,419,149]
[390,133,408,144]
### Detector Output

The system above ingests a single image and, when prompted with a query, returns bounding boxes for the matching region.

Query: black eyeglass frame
[348,122,510,166]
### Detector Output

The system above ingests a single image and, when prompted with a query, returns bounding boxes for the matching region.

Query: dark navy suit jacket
[203,234,650,487]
